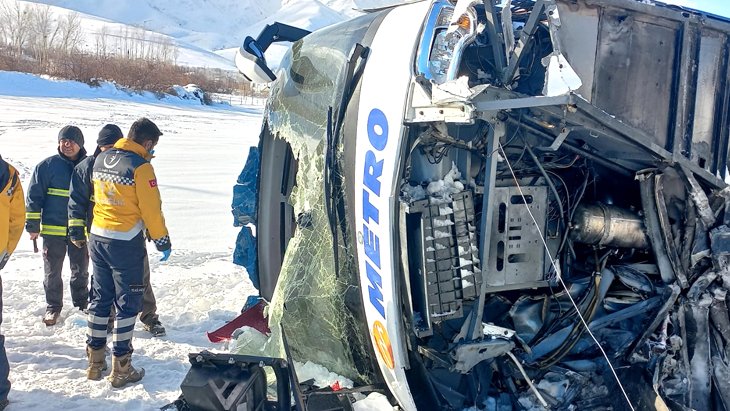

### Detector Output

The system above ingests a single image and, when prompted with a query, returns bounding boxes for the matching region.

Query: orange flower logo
[372,321,394,369]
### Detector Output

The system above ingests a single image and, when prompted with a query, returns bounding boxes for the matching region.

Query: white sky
[662,0,730,17]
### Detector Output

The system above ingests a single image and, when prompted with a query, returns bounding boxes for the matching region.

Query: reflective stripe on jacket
[1,156,25,258]
[25,149,86,237]
[90,138,170,250]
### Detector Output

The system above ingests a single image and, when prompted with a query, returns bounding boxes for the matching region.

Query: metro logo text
[362,108,388,320]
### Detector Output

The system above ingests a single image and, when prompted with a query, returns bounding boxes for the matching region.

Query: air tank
[570,203,649,249]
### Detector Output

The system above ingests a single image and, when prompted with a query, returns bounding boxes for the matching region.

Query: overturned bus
[220,0,730,409]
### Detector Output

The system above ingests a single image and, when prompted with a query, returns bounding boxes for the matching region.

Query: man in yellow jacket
[85,118,171,388]
[0,154,25,410]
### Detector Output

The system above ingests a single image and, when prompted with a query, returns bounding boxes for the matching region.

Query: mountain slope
[31,0,355,51]
[22,0,412,70]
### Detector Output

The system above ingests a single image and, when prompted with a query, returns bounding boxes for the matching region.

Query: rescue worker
[26,126,89,326]
[85,118,171,388]
[0,154,24,410]
[68,124,166,338]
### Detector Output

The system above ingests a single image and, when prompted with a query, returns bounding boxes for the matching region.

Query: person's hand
[29,232,39,240]
[160,249,171,262]
[71,239,87,249]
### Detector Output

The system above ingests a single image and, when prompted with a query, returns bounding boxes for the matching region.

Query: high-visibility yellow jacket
[90,138,170,250]
[1,155,25,261]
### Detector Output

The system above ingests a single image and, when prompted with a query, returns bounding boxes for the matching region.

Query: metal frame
[470,86,728,188]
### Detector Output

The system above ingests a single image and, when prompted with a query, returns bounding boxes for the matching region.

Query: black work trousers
[42,236,89,312]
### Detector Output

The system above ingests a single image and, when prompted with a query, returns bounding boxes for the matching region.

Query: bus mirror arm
[235,23,311,83]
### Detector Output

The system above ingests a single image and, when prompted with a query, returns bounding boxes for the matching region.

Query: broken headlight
[417,0,478,84]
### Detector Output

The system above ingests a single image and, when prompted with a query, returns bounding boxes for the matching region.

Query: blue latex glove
[160,249,171,262]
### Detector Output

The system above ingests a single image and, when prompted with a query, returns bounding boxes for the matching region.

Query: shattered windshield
[260,13,380,382]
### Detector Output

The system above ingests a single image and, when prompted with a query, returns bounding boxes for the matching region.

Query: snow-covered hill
[20,0,399,71]
[30,0,352,51]
[2,0,239,70]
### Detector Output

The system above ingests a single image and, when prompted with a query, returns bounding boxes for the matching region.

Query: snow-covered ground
[0,71,264,410]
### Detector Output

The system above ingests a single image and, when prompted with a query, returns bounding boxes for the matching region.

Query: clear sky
[664,0,730,17]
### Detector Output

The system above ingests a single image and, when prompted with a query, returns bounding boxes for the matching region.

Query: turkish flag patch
[149,179,158,188]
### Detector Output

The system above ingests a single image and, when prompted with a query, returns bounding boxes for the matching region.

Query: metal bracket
[482,323,516,340]
[502,0,549,85]
[409,105,475,124]
[537,126,572,151]
[483,0,507,79]
[451,339,515,373]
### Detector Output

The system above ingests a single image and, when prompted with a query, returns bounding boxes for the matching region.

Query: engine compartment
[398,117,725,409]
[395,0,730,409]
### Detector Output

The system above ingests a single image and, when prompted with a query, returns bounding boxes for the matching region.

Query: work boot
[86,346,108,380]
[43,310,60,326]
[75,301,88,312]
[143,320,166,337]
[108,353,145,388]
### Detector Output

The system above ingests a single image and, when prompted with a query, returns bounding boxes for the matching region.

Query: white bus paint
[354,2,431,410]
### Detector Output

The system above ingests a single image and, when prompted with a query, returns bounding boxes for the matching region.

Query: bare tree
[0,1,31,58]
[145,32,156,61]
[94,25,109,56]
[0,4,8,47]
[134,27,147,60]
[58,12,83,54]
[119,26,130,59]
[158,36,175,63]
[28,5,61,69]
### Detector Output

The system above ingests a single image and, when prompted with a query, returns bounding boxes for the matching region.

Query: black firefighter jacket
[26,148,87,237]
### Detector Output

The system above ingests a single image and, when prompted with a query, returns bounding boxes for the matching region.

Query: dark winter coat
[67,155,96,241]
[26,148,87,237]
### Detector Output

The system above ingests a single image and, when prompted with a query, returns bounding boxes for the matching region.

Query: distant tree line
[0,2,260,101]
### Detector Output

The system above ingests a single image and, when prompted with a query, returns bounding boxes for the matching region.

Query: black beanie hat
[58,125,84,146]
[97,124,123,146]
